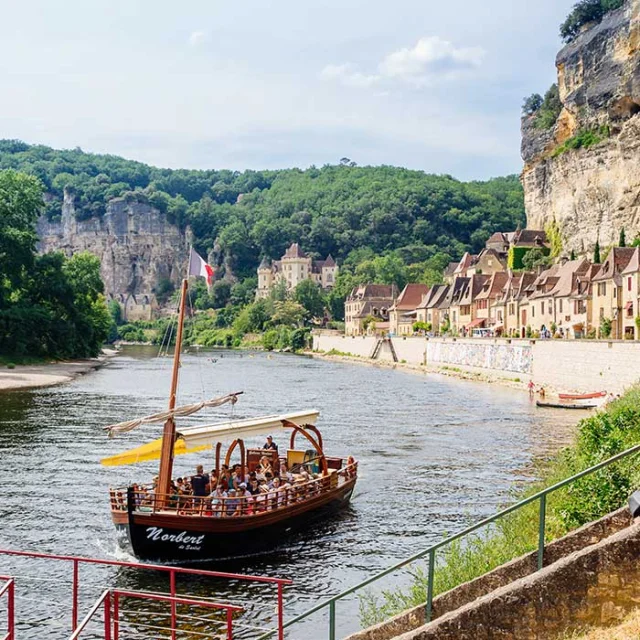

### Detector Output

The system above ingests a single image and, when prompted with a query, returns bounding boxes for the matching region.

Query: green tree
[570,249,576,260]
[594,239,601,264]
[535,84,562,130]
[522,248,550,271]
[294,280,325,321]
[522,94,543,115]
[560,0,623,43]
[619,227,627,247]
[599,316,612,339]
[271,300,306,327]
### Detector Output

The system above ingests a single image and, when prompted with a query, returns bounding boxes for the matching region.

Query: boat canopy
[101,410,320,467]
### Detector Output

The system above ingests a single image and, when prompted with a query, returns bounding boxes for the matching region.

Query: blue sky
[0,0,575,180]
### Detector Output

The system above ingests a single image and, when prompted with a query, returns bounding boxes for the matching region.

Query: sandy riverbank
[0,349,118,392]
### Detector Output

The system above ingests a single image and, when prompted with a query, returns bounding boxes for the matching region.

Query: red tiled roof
[392,283,430,310]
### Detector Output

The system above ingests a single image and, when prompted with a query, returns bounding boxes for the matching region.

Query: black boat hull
[122,485,355,562]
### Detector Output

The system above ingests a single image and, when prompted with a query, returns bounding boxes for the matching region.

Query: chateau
[256,243,338,299]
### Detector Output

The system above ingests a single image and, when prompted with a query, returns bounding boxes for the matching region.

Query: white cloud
[188,30,208,47]
[321,35,485,90]
[380,36,484,82]
[320,63,380,88]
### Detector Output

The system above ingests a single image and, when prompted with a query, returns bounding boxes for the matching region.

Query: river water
[0,347,578,639]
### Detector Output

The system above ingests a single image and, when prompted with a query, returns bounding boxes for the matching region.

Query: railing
[69,588,243,639]
[0,575,15,640]
[0,548,291,639]
[258,442,640,639]
[112,463,358,518]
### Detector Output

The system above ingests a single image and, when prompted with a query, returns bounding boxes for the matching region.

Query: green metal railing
[260,441,640,640]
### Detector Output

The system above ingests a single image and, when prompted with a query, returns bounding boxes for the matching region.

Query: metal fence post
[113,591,119,640]
[7,580,14,640]
[227,607,234,640]
[426,548,435,623]
[104,591,112,640]
[277,582,284,640]
[329,600,336,640]
[538,493,547,571]
[170,570,177,640]
[72,558,79,632]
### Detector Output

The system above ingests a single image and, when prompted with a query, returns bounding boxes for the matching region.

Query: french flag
[188,248,214,287]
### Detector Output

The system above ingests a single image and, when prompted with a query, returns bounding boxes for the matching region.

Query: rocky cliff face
[522,0,640,253]
[37,191,189,298]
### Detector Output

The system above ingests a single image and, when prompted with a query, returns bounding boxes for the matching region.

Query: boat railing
[115,462,358,518]
[0,574,15,640]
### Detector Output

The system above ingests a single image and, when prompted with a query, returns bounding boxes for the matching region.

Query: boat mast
[157,277,189,502]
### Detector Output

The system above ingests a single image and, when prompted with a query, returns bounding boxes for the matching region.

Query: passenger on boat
[211,483,227,517]
[256,456,273,480]
[248,478,261,496]
[226,489,239,516]
[263,435,278,452]
[191,465,210,498]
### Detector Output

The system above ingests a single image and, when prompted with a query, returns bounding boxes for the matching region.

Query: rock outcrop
[522,0,640,253]
[37,191,189,298]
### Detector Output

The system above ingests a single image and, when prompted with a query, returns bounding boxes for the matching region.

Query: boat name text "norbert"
[146,527,205,546]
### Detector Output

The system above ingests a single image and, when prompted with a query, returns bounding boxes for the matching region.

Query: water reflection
[0,346,578,638]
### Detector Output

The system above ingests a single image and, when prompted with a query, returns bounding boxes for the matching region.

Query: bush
[534,84,562,130]
[552,126,610,157]
[560,0,623,43]
[599,316,612,339]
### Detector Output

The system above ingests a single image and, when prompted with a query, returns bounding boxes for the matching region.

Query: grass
[360,387,640,626]
[0,355,52,367]
[552,126,610,157]
[325,348,358,357]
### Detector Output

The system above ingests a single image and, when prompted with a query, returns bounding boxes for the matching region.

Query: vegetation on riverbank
[0,169,111,359]
[360,387,640,625]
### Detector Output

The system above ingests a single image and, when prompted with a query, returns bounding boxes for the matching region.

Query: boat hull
[558,391,606,401]
[536,401,596,410]
[120,479,356,562]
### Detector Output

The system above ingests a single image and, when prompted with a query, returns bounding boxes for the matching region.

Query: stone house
[474,271,509,333]
[388,284,430,335]
[415,284,450,332]
[344,284,397,336]
[448,275,488,335]
[592,248,636,339]
[621,248,640,339]
[107,292,159,322]
[256,243,338,298]
[568,264,599,339]
[494,272,536,337]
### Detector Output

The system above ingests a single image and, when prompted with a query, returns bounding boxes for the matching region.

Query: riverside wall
[312,333,640,394]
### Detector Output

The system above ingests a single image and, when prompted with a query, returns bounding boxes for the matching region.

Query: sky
[0,0,575,180]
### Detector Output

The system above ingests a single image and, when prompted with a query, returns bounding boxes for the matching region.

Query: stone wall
[311,333,640,394]
[345,508,633,640]
[389,513,640,640]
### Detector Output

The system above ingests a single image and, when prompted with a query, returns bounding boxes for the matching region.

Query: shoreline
[0,349,119,392]
[304,350,534,393]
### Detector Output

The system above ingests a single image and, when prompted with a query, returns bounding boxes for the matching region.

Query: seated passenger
[226,489,239,516]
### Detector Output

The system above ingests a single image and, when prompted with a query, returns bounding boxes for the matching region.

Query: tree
[599,316,612,339]
[294,280,325,321]
[535,84,562,130]
[271,300,306,327]
[594,239,601,264]
[619,227,627,247]
[522,94,543,115]
[570,249,576,260]
[522,248,550,271]
[560,0,623,43]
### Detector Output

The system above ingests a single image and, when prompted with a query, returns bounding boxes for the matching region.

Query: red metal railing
[69,588,243,640]
[0,575,15,640]
[0,548,291,639]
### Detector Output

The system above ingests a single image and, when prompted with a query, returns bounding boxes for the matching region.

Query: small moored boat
[536,401,597,410]
[558,391,606,401]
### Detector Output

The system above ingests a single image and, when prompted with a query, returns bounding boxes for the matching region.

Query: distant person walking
[528,380,535,399]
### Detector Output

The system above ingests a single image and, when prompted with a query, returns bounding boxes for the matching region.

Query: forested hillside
[0,140,525,286]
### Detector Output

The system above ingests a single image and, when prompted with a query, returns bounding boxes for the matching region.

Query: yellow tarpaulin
[101,437,209,466]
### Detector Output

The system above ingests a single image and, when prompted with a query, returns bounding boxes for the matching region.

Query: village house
[256,243,338,299]
[344,284,397,336]
[474,271,509,333]
[592,248,636,339]
[621,247,640,339]
[388,284,430,335]
[493,272,536,337]
[107,292,159,322]
[415,284,450,332]
[568,264,599,339]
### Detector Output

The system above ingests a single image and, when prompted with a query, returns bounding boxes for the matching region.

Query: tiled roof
[475,271,509,300]
[621,247,640,275]
[348,284,397,300]
[392,283,430,310]
[283,243,307,259]
[592,247,636,281]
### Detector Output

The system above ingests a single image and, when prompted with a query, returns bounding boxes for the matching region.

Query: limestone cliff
[37,191,189,298]
[522,0,640,253]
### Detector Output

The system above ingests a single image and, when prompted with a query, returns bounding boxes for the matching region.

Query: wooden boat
[558,391,606,401]
[104,276,358,562]
[536,401,597,410]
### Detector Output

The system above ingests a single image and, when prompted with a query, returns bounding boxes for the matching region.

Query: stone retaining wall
[345,508,633,640]
[311,333,640,394]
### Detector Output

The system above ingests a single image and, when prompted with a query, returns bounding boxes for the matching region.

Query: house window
[509,303,515,315]
[532,306,535,318]
[629,277,632,292]
[598,282,606,296]
[548,301,552,315]
[628,304,634,318]
[559,299,563,313]
[540,302,544,315]
[498,311,503,322]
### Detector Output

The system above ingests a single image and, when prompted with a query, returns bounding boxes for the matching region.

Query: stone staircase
[347,507,640,640]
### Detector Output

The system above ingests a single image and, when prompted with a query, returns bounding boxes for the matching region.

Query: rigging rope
[104,392,243,437]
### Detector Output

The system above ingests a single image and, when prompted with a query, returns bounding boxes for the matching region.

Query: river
[0,346,578,639]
